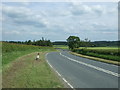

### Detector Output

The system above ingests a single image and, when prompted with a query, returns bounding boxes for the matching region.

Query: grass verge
[70,52,120,66]
[3,51,64,88]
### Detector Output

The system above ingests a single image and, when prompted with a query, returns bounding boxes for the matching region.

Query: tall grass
[3,52,63,88]
[2,42,63,88]
[2,42,55,66]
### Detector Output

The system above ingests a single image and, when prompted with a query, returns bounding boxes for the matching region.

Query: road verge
[3,52,64,88]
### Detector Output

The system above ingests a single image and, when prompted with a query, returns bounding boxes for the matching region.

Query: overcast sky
[1,2,118,41]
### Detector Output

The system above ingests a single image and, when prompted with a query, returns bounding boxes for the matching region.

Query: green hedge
[72,48,120,61]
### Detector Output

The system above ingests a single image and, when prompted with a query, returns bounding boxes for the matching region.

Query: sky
[1,1,118,41]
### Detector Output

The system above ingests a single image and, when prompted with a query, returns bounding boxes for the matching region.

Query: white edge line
[45,53,74,89]
[60,52,119,77]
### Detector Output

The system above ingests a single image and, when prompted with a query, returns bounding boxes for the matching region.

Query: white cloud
[20,2,30,6]
[0,17,4,22]
[2,2,118,41]
[92,5,105,15]
[30,31,44,35]
[102,32,117,34]
[70,2,117,16]
[2,4,48,28]
[4,30,20,34]
[70,3,91,15]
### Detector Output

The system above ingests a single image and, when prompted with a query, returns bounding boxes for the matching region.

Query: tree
[67,36,80,50]
[79,38,92,47]
[27,40,32,45]
[84,38,91,48]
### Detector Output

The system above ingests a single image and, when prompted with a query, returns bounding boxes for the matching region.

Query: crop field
[53,45,68,49]
[73,47,119,62]
[79,47,118,49]
[53,45,119,61]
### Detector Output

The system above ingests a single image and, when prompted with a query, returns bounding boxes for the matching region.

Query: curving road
[46,50,119,88]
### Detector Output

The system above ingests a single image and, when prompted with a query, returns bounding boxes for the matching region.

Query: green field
[79,47,118,49]
[2,42,64,88]
[54,45,119,62]
[53,45,68,49]
[2,42,55,67]
[72,47,119,62]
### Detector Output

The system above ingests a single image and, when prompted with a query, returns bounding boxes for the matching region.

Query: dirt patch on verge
[2,52,41,88]
[2,51,63,88]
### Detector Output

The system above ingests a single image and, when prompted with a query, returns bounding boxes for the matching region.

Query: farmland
[72,47,119,62]
[2,42,64,88]
[54,45,119,62]
[2,42,119,88]
[53,45,68,50]
[79,47,118,49]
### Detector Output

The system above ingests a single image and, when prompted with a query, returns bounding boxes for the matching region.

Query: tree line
[67,36,91,50]
[66,36,119,50]
[5,37,53,47]
[53,36,119,48]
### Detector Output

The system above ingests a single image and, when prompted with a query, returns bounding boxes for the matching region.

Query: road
[46,50,119,88]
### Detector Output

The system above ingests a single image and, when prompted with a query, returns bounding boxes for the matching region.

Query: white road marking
[60,52,119,77]
[45,53,74,89]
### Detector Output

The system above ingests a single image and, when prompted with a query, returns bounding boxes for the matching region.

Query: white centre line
[60,52,119,77]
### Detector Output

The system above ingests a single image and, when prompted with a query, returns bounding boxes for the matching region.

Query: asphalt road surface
[46,50,119,88]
